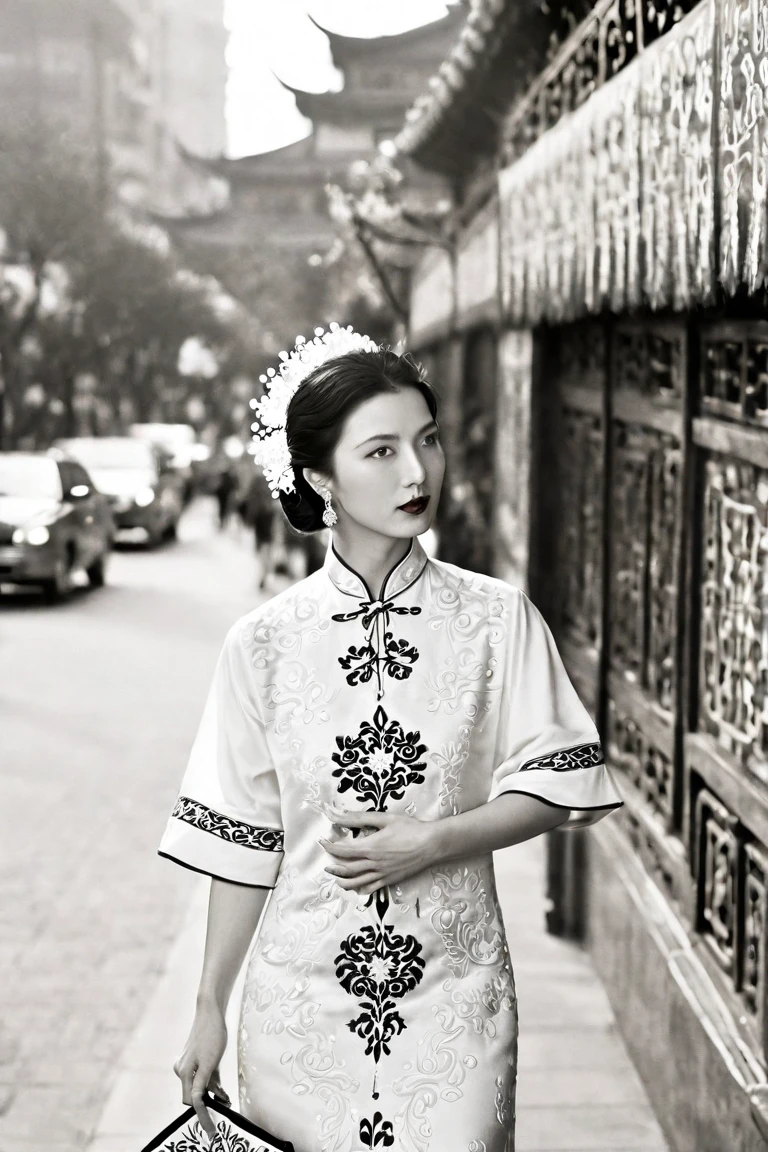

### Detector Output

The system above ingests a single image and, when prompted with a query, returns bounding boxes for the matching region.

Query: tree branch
[351,214,408,322]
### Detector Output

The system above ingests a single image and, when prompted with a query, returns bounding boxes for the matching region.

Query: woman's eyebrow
[355,420,438,449]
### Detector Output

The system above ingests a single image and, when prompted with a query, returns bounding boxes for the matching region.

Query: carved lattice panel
[610,426,649,681]
[557,320,607,390]
[610,425,681,707]
[610,322,683,712]
[700,459,768,773]
[647,443,680,712]
[702,324,768,426]
[608,699,674,827]
[695,788,740,979]
[615,327,685,400]
[743,842,768,1047]
[561,408,604,650]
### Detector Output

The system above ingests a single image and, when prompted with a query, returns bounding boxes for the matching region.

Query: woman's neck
[331,530,412,601]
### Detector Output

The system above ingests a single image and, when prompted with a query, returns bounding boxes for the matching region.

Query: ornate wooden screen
[549,319,608,717]
[544,314,768,1058]
[687,320,768,1059]
[606,319,689,904]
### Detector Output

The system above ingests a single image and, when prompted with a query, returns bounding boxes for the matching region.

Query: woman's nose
[402,447,427,485]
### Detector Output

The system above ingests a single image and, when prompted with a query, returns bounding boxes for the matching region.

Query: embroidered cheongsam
[158,536,623,1152]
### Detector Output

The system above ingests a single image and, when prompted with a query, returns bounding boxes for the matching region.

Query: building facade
[403,2,768,1150]
[0,0,139,185]
[0,0,228,216]
[114,0,229,216]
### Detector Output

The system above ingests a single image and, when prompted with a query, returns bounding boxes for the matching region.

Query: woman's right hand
[173,1002,229,1141]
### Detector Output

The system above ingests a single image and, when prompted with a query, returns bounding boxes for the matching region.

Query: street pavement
[0,499,274,1152]
[0,501,670,1152]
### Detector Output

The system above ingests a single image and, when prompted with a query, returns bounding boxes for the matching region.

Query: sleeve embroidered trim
[171,796,284,852]
[518,741,605,773]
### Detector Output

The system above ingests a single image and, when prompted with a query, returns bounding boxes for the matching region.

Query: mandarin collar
[323,535,429,602]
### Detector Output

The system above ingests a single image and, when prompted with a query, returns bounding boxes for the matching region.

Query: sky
[224,0,456,158]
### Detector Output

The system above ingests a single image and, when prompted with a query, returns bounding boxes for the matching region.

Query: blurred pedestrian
[243,467,277,590]
[286,523,329,578]
[214,463,237,530]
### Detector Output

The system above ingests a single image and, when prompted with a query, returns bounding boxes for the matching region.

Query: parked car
[128,423,203,502]
[0,452,113,602]
[53,437,183,546]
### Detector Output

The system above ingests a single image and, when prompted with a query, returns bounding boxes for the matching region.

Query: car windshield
[0,456,62,499]
[58,439,154,470]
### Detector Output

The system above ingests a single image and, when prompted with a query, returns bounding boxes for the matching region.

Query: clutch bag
[139,1091,296,1152]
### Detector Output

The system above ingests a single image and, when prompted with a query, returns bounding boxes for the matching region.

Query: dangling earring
[322,489,337,527]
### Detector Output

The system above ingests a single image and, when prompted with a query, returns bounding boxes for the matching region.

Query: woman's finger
[178,1062,196,1106]
[333,871,382,891]
[208,1066,231,1106]
[190,1066,218,1142]
[319,837,372,860]
[326,859,373,878]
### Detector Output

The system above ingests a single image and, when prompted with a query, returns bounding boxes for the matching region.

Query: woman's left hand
[318,808,439,895]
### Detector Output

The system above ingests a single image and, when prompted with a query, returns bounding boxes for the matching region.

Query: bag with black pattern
[139,1092,295,1152]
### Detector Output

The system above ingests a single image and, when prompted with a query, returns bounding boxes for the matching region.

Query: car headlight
[134,487,155,507]
[12,525,51,546]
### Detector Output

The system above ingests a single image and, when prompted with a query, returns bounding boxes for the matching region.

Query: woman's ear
[305,469,332,499]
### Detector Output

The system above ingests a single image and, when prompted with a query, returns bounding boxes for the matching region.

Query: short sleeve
[158,621,284,887]
[489,589,623,829]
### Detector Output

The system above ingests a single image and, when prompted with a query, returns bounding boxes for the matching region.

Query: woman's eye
[370,446,392,458]
[424,433,439,446]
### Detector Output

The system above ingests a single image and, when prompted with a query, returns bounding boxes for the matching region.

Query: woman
[242,467,278,590]
[158,327,623,1152]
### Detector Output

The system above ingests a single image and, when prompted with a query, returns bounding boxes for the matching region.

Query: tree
[0,119,102,445]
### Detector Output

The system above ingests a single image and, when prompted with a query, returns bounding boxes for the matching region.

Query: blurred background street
[0,497,279,1149]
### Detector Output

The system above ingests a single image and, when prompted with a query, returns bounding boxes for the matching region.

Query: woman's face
[316,387,445,540]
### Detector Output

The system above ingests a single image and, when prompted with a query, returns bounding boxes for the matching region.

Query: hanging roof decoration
[396,0,705,178]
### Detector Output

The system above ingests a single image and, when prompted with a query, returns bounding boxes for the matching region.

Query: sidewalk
[87,835,670,1152]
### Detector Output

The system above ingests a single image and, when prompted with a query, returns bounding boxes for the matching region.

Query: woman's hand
[319,808,439,894]
[173,1002,230,1141]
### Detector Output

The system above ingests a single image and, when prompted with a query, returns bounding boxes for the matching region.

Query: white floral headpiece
[249,322,380,497]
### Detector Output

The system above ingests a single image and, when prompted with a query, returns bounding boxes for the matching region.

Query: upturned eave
[395,0,552,179]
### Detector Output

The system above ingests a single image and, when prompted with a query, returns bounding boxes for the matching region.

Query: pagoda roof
[394,0,554,179]
[308,6,466,72]
[273,73,420,125]
[192,136,322,183]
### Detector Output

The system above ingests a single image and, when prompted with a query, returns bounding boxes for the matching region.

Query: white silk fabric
[159,535,623,1152]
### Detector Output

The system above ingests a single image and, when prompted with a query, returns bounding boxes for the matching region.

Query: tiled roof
[395,0,548,177]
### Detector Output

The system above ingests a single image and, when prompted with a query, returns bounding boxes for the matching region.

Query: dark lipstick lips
[398,496,429,513]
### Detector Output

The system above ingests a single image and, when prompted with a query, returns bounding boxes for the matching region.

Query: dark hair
[278,348,438,533]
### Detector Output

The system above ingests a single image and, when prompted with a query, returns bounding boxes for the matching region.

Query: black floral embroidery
[359,1111,395,1147]
[332,599,422,697]
[331,705,427,809]
[331,708,427,1130]
[335,914,426,1059]
[519,741,604,772]
[171,797,284,852]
